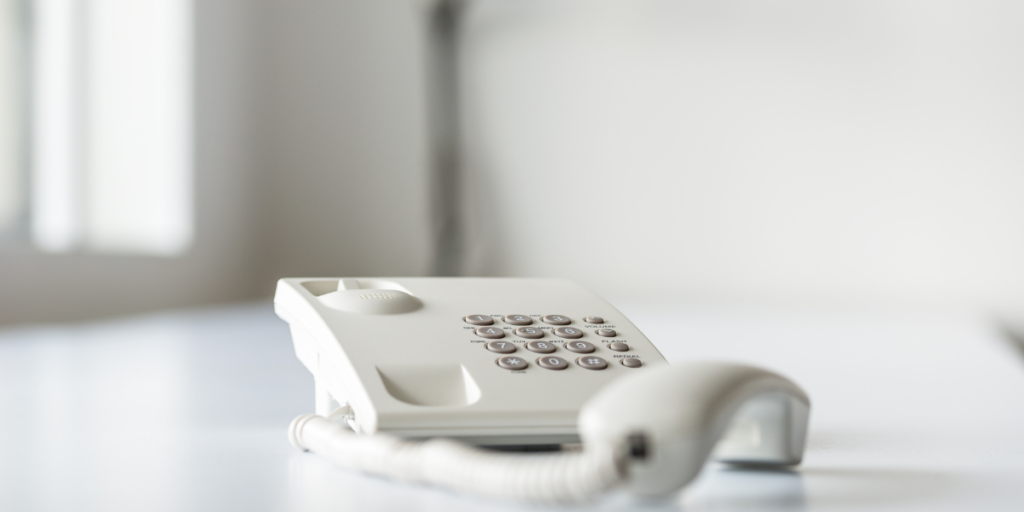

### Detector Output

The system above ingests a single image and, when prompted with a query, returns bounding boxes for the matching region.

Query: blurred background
[2,0,1023,325]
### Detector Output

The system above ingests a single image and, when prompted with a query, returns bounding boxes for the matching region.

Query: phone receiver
[289,362,810,503]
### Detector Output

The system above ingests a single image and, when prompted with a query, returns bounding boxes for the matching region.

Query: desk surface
[1,301,1022,511]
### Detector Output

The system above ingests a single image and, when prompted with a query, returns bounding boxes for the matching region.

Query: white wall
[6,0,1024,323]
[252,0,434,280]
[460,0,1024,310]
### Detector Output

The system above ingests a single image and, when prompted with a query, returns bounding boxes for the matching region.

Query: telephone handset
[275,278,810,503]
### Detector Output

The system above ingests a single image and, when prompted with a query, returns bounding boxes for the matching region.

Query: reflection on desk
[1,301,1022,511]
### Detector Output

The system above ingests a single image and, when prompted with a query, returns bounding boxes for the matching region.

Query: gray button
[596,328,617,337]
[497,356,528,370]
[515,327,544,339]
[504,314,532,325]
[486,341,516,353]
[526,341,556,353]
[608,342,629,352]
[584,316,605,324]
[475,326,505,339]
[620,358,642,368]
[563,341,596,353]
[537,356,568,370]
[576,356,608,370]
[541,314,571,325]
[554,326,584,339]
[464,315,493,325]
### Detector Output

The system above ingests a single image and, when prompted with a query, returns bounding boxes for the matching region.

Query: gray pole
[424,0,464,276]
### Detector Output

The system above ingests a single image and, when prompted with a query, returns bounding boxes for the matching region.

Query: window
[2,0,192,255]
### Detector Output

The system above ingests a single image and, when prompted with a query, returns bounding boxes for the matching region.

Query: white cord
[289,414,626,504]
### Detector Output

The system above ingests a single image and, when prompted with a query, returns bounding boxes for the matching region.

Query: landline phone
[275,277,810,503]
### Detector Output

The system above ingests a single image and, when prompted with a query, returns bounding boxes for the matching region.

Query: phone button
[596,328,617,337]
[475,327,505,339]
[554,327,584,339]
[608,342,629,352]
[464,315,494,325]
[576,356,608,370]
[504,314,532,325]
[584,316,605,324]
[541,315,571,325]
[563,341,596,353]
[496,356,528,370]
[620,358,642,368]
[515,327,544,339]
[537,356,568,370]
[485,341,516,354]
[525,341,556,353]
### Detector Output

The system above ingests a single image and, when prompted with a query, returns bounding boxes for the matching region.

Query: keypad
[497,356,528,370]
[553,326,584,339]
[462,314,644,373]
[537,356,568,370]
[563,341,596,353]
[486,340,516,353]
[504,314,532,325]
[515,326,544,339]
[576,356,608,370]
[475,326,505,339]
[526,341,556,353]
[541,314,571,325]
[464,315,493,325]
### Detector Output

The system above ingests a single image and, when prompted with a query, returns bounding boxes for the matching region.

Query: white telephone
[275,278,810,503]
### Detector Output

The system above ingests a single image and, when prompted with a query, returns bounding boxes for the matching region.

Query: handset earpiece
[579,362,810,496]
[289,362,810,503]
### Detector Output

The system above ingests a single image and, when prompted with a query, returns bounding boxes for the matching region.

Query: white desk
[2,301,1022,511]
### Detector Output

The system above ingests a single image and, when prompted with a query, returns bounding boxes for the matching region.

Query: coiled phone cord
[290,413,624,503]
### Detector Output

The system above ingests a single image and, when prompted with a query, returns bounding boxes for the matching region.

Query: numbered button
[542,314,571,325]
[554,326,584,339]
[464,315,493,325]
[563,341,596,353]
[537,356,569,370]
[526,341,556,353]
[584,316,605,324]
[504,314,532,325]
[621,358,642,368]
[596,328,617,337]
[486,341,516,354]
[576,356,608,370]
[608,342,629,352]
[475,327,505,339]
[497,356,528,370]
[516,327,544,339]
